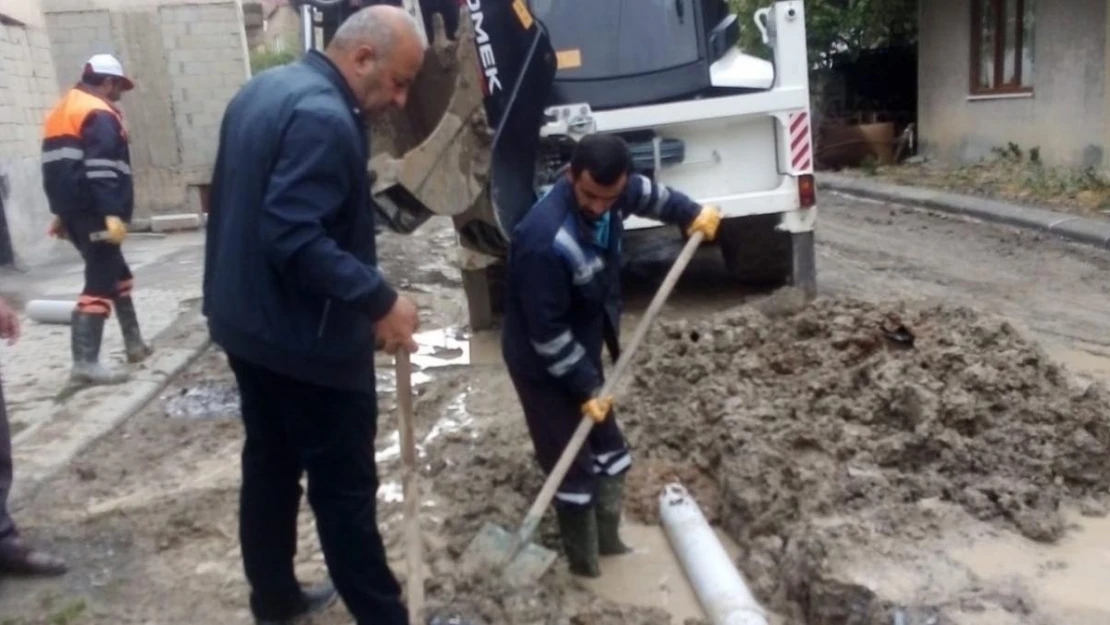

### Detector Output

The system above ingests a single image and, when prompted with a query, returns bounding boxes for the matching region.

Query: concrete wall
[0,9,60,265]
[919,0,1108,169]
[0,0,48,26]
[262,4,299,52]
[42,0,250,218]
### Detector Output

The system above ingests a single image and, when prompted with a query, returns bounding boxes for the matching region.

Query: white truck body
[539,1,816,239]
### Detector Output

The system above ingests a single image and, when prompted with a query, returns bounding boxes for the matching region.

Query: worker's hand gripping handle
[509,231,708,557]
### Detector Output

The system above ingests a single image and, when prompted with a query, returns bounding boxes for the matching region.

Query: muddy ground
[5,196,1110,625]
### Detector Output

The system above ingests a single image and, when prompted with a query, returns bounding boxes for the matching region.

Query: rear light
[798,174,816,208]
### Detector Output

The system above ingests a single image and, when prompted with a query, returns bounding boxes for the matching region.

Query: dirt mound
[618,295,1110,621]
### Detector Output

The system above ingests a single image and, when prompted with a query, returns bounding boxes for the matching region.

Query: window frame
[969,0,1034,96]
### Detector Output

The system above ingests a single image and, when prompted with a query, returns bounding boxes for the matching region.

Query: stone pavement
[818,172,1110,250]
[0,231,210,504]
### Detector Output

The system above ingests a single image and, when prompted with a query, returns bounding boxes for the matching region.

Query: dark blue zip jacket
[501,175,701,401]
[202,51,397,392]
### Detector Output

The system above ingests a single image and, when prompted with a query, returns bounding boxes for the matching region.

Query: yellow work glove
[686,204,722,242]
[47,216,67,240]
[581,396,614,424]
[104,216,127,245]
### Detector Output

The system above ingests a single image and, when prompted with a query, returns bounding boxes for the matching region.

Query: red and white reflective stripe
[789,111,812,172]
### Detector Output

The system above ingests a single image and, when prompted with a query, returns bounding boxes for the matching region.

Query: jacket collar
[555,178,613,250]
[302,49,363,121]
[74,83,121,114]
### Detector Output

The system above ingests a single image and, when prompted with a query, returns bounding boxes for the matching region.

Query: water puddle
[377,327,474,392]
[949,510,1110,621]
[421,389,475,447]
[1045,344,1110,386]
[163,380,240,420]
[379,481,403,503]
[580,521,744,623]
[376,383,477,464]
[376,431,401,463]
[412,327,470,374]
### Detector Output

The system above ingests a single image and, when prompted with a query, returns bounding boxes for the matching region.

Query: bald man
[204,6,427,624]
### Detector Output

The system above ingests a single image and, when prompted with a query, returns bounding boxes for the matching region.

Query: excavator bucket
[370,1,558,257]
[368,10,492,234]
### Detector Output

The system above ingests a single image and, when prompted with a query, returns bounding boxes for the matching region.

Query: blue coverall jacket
[501,174,701,401]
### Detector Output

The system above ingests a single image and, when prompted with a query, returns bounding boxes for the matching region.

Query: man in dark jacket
[0,296,67,577]
[41,54,152,387]
[203,6,425,624]
[502,134,721,577]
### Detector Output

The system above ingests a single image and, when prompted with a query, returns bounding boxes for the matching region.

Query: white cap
[83,54,134,91]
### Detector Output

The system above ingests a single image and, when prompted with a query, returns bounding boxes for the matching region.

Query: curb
[818,173,1110,250]
[9,307,212,508]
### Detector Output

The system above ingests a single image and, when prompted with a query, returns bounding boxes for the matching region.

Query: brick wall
[43,10,114,90]
[160,2,249,169]
[0,19,59,264]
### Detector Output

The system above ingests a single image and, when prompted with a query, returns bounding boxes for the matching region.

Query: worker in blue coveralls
[501,133,721,577]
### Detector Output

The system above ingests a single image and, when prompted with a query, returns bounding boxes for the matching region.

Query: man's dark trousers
[227,355,407,624]
[62,212,133,310]
[0,376,16,543]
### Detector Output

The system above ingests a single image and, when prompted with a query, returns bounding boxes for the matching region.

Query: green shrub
[250,49,298,74]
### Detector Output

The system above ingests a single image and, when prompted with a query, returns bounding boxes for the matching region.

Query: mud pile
[619,295,1110,621]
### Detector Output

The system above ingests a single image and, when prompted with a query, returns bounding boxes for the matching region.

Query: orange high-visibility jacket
[41,86,133,220]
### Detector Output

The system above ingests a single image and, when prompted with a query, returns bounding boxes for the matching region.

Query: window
[970,0,1035,95]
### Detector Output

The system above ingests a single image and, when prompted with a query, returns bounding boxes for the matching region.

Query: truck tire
[717,214,793,286]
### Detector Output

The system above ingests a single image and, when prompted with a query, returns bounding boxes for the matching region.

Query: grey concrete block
[1045,217,1110,248]
[166,6,201,25]
[182,60,208,76]
[150,213,203,233]
[200,6,235,23]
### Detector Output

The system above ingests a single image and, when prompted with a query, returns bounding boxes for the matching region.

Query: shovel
[459,231,709,584]
[395,350,424,622]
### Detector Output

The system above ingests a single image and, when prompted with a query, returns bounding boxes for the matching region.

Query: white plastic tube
[26,299,74,325]
[659,482,769,625]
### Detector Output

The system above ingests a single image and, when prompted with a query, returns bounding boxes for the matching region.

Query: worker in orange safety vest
[41,54,152,387]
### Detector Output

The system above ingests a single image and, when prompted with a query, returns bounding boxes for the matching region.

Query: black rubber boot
[254,581,338,625]
[113,295,153,363]
[0,537,68,577]
[554,504,600,578]
[596,474,632,556]
[70,311,129,386]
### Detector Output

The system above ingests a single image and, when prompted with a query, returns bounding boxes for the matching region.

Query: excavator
[291,0,817,330]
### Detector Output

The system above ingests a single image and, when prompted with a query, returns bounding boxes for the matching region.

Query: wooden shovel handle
[395,349,424,622]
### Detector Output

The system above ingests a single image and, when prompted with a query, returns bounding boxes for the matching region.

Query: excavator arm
[292,0,556,252]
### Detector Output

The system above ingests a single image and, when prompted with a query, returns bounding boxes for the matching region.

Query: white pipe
[26,299,74,325]
[659,482,768,625]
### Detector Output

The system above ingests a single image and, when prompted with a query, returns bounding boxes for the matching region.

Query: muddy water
[581,521,750,623]
[950,510,1110,623]
[1045,345,1110,385]
[163,379,239,420]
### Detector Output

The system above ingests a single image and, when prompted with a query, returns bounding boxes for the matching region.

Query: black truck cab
[527,0,740,109]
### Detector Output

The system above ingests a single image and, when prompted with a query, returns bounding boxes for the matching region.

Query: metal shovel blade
[459,521,557,584]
